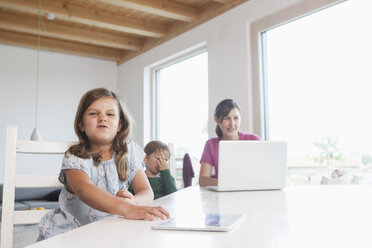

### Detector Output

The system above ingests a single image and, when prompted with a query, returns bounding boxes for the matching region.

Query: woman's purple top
[200,132,261,178]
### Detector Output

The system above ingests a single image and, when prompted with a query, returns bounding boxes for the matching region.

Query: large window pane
[155,51,208,159]
[262,0,372,184]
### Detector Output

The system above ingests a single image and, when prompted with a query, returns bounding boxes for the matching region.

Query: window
[153,50,208,167]
[256,0,372,184]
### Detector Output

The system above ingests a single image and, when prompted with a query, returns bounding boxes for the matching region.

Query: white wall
[0,44,117,183]
[117,0,301,147]
[0,0,311,183]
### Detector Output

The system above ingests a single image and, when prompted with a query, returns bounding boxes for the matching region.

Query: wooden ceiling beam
[0,29,124,61]
[212,0,233,3]
[99,0,198,22]
[0,13,143,50]
[0,0,166,38]
[118,0,250,64]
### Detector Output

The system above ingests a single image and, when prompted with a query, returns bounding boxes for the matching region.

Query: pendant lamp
[30,0,44,141]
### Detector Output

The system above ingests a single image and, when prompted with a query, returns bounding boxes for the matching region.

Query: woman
[199,99,260,186]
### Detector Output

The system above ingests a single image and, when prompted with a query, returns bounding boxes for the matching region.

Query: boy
[130,141,177,199]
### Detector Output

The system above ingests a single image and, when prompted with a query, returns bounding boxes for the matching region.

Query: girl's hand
[123,205,170,221]
[116,188,136,205]
[157,153,169,171]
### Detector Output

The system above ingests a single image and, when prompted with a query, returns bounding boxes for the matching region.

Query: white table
[27,185,372,248]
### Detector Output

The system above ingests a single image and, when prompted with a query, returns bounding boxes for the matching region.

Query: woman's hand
[123,205,170,221]
[199,162,218,186]
[116,188,136,205]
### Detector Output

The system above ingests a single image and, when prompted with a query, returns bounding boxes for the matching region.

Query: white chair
[1,126,76,248]
[167,143,177,182]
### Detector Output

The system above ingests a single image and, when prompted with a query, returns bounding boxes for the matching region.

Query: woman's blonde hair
[68,88,131,181]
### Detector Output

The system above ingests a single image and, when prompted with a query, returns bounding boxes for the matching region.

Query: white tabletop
[27,185,372,248]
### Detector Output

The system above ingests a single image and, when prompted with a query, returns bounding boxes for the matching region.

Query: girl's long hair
[68,88,131,181]
[214,99,240,138]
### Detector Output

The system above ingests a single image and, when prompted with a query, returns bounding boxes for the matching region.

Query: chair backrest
[182,153,194,188]
[167,143,177,180]
[1,126,76,248]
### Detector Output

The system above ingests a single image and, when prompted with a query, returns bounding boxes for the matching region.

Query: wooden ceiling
[0,0,249,65]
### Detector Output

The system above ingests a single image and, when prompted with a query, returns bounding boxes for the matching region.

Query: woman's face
[217,107,241,140]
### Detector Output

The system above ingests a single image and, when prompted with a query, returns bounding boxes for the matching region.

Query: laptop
[206,141,287,191]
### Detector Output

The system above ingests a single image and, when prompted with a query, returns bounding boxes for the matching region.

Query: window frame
[150,46,207,141]
[249,0,345,139]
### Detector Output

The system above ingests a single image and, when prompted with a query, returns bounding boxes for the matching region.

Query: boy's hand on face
[157,153,169,171]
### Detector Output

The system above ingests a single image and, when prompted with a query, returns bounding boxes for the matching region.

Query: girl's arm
[160,170,177,194]
[131,168,154,205]
[65,169,168,220]
[199,163,218,186]
[158,153,177,194]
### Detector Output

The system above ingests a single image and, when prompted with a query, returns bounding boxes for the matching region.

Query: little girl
[37,88,169,240]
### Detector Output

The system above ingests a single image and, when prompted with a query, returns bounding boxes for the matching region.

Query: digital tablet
[152,213,245,232]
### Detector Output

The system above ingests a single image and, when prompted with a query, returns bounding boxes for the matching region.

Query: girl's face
[217,107,241,140]
[79,97,122,149]
[144,149,170,176]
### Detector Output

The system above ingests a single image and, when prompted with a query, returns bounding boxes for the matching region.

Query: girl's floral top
[37,140,144,241]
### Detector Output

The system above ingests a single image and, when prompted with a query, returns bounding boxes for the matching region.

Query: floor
[0,224,39,248]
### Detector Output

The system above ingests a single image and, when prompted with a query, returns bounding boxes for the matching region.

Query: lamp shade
[30,128,42,141]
